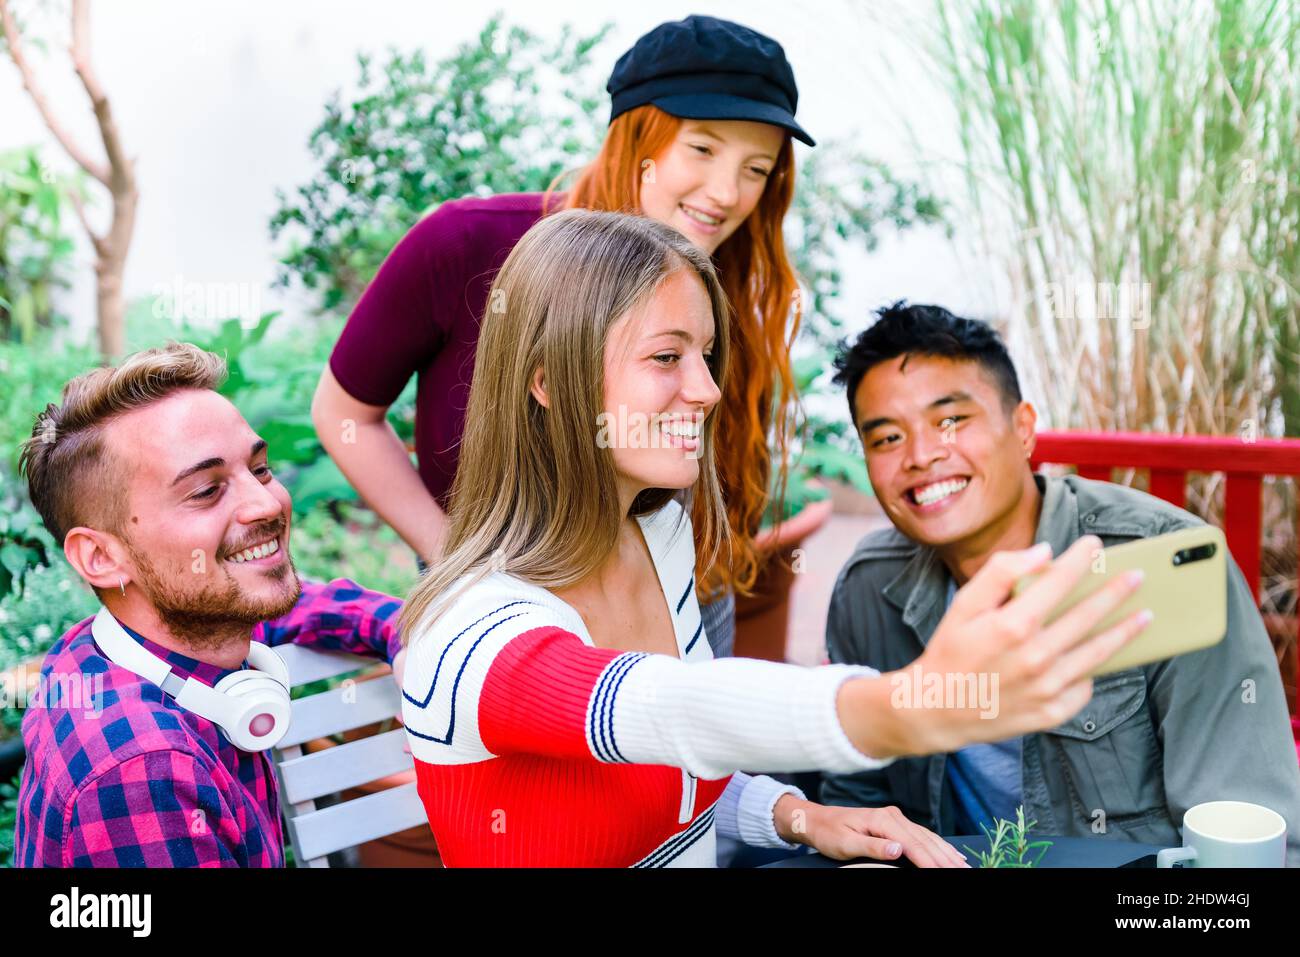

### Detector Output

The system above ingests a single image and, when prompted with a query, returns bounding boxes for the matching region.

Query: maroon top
[329,192,557,510]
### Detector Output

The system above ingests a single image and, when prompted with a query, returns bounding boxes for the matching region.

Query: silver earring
[119,577,126,596]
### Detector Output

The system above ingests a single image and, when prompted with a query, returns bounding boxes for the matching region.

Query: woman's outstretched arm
[402,536,1149,775]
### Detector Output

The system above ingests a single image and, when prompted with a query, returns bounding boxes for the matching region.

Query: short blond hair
[20,342,228,544]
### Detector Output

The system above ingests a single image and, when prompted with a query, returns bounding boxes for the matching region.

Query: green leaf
[245,310,281,348]
[257,419,321,465]
[34,185,60,221]
[288,457,358,513]
[0,542,31,580]
[268,16,608,317]
[12,292,36,342]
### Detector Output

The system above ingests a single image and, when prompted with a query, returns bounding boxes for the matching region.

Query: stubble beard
[126,539,303,650]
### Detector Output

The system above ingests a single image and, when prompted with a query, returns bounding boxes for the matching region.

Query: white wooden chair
[271,644,428,867]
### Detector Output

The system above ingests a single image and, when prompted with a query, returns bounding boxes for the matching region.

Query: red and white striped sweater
[401,501,890,866]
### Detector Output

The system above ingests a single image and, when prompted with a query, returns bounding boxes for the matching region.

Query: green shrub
[0,335,98,475]
[290,501,417,599]
[0,146,79,343]
[0,559,95,671]
[0,560,97,743]
[270,14,610,315]
[0,333,99,604]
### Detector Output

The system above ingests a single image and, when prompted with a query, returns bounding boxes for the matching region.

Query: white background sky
[0,0,1003,354]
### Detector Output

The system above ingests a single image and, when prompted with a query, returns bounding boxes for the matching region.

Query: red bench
[1030,431,1300,736]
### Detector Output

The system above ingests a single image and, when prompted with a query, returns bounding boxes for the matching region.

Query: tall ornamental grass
[929,0,1297,436]
[924,0,1300,623]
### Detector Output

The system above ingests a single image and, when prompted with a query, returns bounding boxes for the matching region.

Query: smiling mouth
[905,476,970,509]
[658,414,702,451]
[224,535,283,565]
[680,203,724,228]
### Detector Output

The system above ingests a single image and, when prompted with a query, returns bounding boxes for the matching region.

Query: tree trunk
[93,171,137,359]
[95,259,124,358]
[0,0,139,361]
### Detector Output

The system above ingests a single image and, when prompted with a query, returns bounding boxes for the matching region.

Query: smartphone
[1013,526,1228,676]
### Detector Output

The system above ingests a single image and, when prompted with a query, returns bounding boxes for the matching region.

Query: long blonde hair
[399,209,732,639]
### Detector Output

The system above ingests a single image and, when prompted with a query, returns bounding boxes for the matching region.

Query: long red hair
[545,105,801,599]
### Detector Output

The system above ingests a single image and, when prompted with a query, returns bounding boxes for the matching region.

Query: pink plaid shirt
[14,578,402,867]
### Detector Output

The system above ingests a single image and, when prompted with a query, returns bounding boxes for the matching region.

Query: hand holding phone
[1014,526,1227,676]
[881,536,1150,755]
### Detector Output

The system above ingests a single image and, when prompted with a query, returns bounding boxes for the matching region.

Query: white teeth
[912,478,969,506]
[681,205,721,226]
[229,538,278,563]
[661,420,701,439]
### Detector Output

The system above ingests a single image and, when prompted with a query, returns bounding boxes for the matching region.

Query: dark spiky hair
[832,301,1021,425]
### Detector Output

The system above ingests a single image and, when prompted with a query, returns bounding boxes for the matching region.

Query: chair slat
[270,648,429,865]
[276,643,379,687]
[279,728,414,804]
[280,677,402,748]
[289,782,428,862]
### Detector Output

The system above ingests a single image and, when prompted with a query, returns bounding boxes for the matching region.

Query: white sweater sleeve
[601,652,892,778]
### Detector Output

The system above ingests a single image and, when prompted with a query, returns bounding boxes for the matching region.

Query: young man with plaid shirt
[13,343,403,866]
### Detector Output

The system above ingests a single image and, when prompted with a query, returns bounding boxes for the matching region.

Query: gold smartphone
[1014,526,1228,676]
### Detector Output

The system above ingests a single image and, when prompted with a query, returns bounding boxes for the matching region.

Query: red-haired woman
[314,15,857,859]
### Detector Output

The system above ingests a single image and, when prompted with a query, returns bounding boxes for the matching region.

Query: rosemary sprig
[963,806,1052,868]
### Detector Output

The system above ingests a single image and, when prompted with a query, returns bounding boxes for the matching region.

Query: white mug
[1157,800,1286,868]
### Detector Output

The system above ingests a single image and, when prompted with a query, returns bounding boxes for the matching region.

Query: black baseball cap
[607,15,815,147]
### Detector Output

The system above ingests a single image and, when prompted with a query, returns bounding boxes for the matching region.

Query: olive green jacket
[820,473,1300,865]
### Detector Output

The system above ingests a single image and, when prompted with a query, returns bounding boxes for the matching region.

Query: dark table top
[762,834,1168,868]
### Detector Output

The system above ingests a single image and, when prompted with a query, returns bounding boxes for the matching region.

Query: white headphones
[91,607,292,752]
